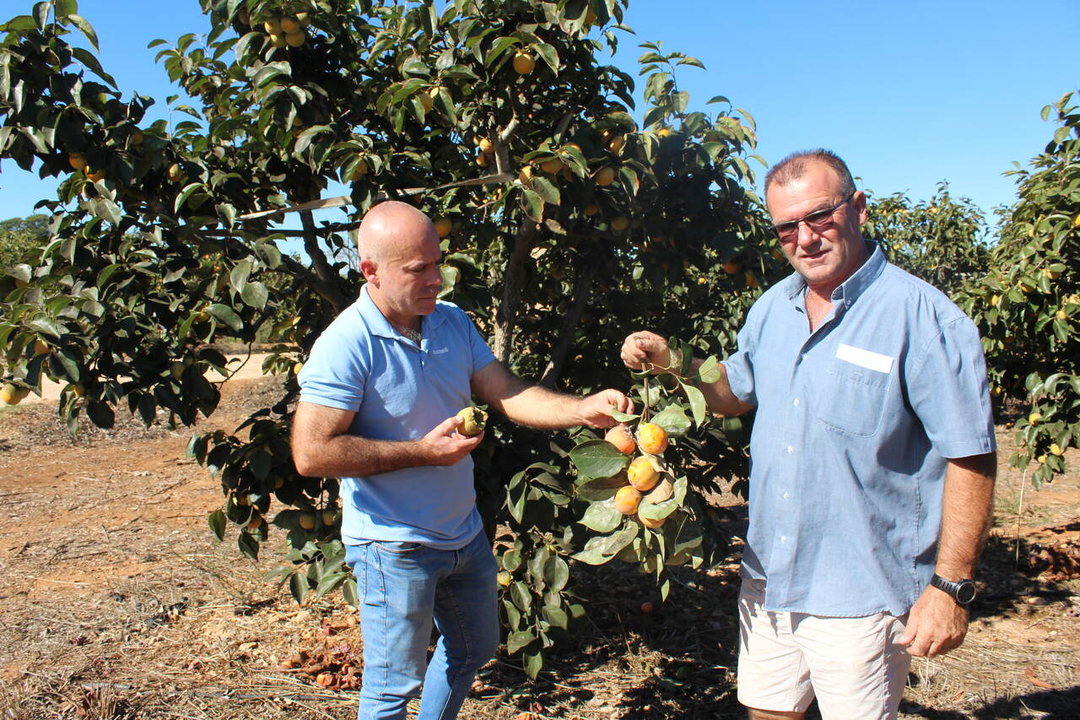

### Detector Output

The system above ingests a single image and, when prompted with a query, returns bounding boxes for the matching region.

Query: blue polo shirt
[298,285,496,549]
[723,242,995,617]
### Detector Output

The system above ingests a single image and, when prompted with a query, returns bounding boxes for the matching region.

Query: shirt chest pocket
[813,355,893,438]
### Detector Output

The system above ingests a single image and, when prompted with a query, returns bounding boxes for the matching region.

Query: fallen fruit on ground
[627,455,660,492]
[604,425,636,454]
[637,422,669,455]
[613,485,642,515]
[456,406,487,437]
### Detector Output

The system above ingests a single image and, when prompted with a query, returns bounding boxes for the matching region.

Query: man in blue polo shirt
[292,200,632,720]
[621,150,996,720]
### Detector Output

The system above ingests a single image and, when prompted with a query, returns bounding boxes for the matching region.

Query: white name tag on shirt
[836,343,894,374]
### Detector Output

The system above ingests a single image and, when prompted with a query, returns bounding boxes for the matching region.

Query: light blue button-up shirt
[723,242,995,617]
[299,285,496,549]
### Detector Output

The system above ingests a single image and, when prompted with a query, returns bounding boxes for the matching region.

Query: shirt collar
[354,283,448,340]
[783,240,886,309]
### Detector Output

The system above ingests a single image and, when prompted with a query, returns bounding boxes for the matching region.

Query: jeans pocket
[377,540,424,555]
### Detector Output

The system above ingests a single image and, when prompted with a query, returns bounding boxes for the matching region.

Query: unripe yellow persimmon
[613,485,642,515]
[637,422,668,455]
[433,218,453,238]
[456,406,488,437]
[513,51,536,75]
[594,166,616,186]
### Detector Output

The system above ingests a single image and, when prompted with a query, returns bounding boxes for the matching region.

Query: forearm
[294,433,429,478]
[490,384,589,429]
[935,453,997,578]
[687,356,753,417]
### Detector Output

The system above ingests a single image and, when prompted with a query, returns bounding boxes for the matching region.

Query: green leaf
[289,572,308,604]
[523,649,543,679]
[521,188,544,222]
[67,14,100,52]
[650,404,692,436]
[682,382,707,426]
[506,630,534,655]
[238,530,260,559]
[510,580,531,611]
[208,303,243,332]
[230,258,252,293]
[571,523,638,565]
[543,555,569,592]
[568,439,629,479]
[579,501,623,533]
[207,508,227,541]
[240,280,269,310]
[542,604,568,630]
[575,475,627,502]
[697,356,721,383]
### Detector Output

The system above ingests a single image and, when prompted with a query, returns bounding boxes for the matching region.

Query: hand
[897,585,969,658]
[420,415,485,466]
[578,389,634,429]
[620,331,672,374]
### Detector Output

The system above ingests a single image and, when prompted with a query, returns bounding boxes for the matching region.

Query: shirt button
[783,491,790,499]
[793,398,800,407]
[786,445,795,454]
[780,536,788,544]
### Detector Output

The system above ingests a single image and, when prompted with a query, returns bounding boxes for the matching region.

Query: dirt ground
[0,367,1077,720]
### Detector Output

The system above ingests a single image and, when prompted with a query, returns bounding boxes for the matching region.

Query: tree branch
[300,210,350,316]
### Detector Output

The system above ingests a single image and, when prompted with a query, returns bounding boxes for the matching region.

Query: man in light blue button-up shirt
[622,150,996,720]
[292,201,633,720]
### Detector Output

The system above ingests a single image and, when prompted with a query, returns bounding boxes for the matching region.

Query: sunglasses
[771,192,856,241]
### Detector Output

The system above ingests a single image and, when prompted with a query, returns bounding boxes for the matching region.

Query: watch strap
[930,573,977,604]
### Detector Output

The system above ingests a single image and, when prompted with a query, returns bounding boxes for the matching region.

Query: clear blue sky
[2,0,1077,229]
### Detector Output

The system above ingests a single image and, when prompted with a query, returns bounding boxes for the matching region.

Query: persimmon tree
[959,91,1079,487]
[862,183,990,299]
[0,0,775,677]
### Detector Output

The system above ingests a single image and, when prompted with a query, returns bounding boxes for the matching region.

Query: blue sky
[2,0,1078,230]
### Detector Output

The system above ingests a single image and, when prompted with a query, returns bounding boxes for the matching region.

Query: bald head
[356,201,437,264]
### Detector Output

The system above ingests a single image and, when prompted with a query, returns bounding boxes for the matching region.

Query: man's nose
[796,221,820,247]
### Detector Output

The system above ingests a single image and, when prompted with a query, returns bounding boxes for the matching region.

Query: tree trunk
[492,221,540,363]
[540,259,594,388]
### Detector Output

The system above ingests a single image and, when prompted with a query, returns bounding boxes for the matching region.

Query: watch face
[956,581,977,604]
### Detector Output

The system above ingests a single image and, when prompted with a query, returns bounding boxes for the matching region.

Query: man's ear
[853,190,868,225]
[359,258,378,284]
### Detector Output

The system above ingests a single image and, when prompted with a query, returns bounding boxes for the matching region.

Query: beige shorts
[736,578,911,719]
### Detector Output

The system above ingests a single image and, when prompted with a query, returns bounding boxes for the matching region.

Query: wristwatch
[930,574,977,604]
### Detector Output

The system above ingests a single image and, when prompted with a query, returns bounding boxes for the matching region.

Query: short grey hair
[765,149,856,197]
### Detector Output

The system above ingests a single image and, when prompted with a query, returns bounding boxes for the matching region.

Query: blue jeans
[344,530,499,720]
